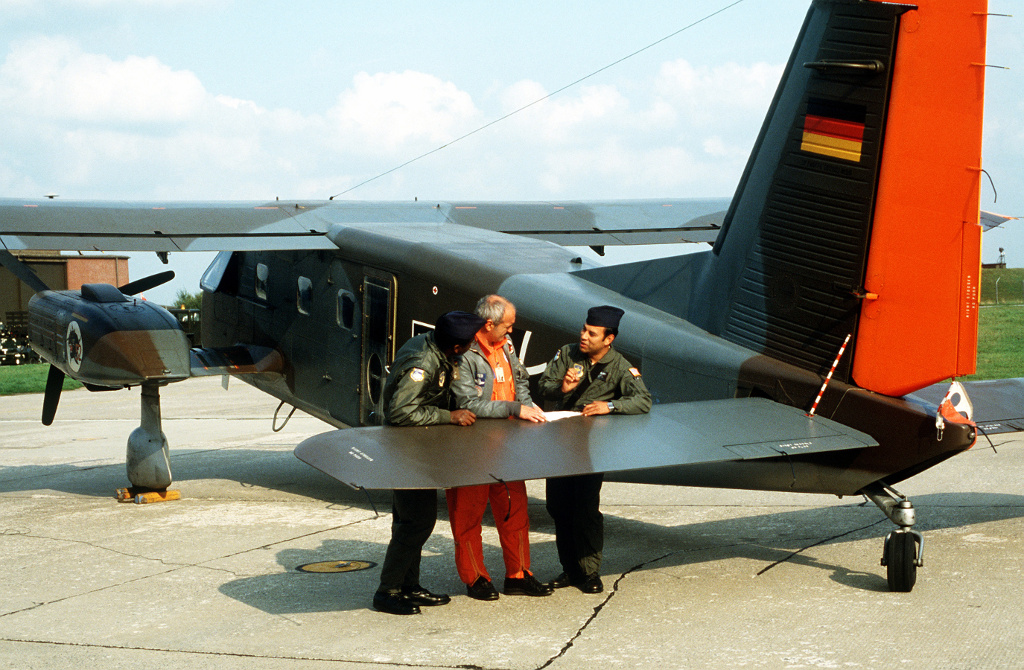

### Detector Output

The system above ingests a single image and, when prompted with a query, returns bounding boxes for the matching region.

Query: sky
[1,0,1021,305]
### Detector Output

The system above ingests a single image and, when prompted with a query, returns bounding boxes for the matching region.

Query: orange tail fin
[853,0,987,395]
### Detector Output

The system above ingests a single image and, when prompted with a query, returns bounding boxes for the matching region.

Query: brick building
[1,251,130,322]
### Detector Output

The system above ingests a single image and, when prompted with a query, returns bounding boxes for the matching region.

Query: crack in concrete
[0,515,380,620]
[1,526,193,567]
[533,518,893,670]
[0,637,480,668]
[534,548,678,670]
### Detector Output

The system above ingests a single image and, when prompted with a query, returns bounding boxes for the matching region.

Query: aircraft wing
[0,197,728,252]
[906,379,1024,435]
[293,398,877,490]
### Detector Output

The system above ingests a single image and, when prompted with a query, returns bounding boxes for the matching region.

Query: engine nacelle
[28,283,190,387]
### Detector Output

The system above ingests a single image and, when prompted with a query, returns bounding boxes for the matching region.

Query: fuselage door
[360,273,396,425]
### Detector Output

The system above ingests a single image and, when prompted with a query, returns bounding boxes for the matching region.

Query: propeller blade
[42,365,65,426]
[0,249,50,293]
[119,270,175,296]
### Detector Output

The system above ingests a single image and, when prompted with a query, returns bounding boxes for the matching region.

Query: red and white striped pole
[808,333,852,417]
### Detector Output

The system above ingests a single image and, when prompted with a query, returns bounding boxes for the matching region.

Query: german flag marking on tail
[800,99,866,162]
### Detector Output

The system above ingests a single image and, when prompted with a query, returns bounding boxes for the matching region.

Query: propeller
[119,270,175,297]
[0,249,49,293]
[0,250,176,424]
[42,365,65,426]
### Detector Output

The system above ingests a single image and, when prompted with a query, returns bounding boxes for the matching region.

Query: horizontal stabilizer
[980,211,1019,233]
[907,379,1024,435]
[294,398,877,490]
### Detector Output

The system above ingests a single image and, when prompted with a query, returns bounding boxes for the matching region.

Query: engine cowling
[28,283,190,387]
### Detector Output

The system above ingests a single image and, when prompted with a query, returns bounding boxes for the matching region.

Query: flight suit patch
[629,367,642,378]
[410,368,425,383]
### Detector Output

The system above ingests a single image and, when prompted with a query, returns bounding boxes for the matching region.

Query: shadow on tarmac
[213,491,1024,614]
[4,439,1021,610]
[0,447,390,506]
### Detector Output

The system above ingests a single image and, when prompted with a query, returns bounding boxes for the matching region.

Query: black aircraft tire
[886,532,917,593]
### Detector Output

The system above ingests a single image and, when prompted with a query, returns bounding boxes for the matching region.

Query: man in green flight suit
[372,310,486,616]
[538,305,652,594]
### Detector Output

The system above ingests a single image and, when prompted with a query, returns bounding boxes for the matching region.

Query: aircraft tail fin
[690,0,989,397]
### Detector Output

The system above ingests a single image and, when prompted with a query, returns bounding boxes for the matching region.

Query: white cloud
[0,37,206,124]
[654,59,782,128]
[0,34,786,203]
[502,82,629,145]
[328,70,480,154]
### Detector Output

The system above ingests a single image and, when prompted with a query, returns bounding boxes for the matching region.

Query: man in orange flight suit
[448,295,553,600]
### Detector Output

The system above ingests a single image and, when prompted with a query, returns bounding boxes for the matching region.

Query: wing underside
[0,198,729,252]
[294,398,878,490]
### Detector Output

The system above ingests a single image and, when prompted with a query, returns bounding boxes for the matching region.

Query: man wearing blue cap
[538,305,652,594]
[373,310,486,616]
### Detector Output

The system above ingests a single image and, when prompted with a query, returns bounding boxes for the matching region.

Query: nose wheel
[882,529,922,592]
[861,482,924,592]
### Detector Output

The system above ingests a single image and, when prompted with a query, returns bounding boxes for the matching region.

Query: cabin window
[297,276,313,315]
[255,263,269,300]
[337,290,356,330]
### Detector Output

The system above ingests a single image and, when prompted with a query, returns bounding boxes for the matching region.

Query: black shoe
[466,577,499,601]
[548,572,573,589]
[504,573,554,597]
[373,591,420,615]
[401,585,451,606]
[578,574,604,594]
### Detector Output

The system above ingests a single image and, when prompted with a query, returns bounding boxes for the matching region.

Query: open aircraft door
[360,272,396,425]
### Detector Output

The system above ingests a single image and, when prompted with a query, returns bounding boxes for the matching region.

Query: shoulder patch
[629,367,642,378]
[409,368,425,383]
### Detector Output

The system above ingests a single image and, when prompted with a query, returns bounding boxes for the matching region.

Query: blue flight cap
[586,305,624,330]
[435,310,486,349]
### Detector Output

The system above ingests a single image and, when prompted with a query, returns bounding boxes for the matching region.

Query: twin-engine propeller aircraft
[0,0,1006,592]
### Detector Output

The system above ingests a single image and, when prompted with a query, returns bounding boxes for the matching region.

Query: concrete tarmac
[1,376,1022,669]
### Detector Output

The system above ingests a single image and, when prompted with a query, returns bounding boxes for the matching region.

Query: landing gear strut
[126,382,173,491]
[860,482,923,592]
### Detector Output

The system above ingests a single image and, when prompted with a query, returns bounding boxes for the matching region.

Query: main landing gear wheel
[126,382,173,491]
[861,482,924,593]
[882,530,920,592]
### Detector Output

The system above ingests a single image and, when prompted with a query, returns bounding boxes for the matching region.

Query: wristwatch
[606,401,615,412]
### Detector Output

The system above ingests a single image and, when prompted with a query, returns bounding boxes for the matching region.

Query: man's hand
[560,366,583,393]
[580,401,611,416]
[517,405,547,423]
[450,409,477,426]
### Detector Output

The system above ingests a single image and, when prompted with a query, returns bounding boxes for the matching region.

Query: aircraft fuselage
[200,243,974,498]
